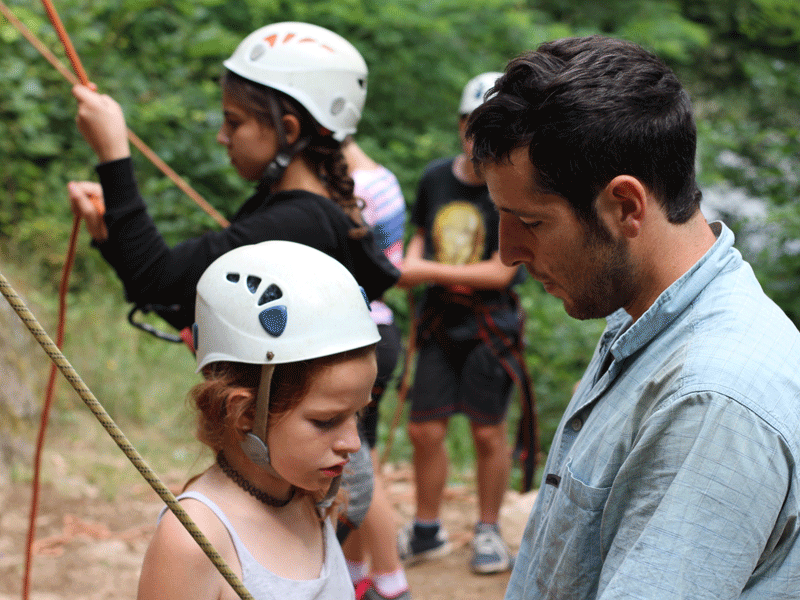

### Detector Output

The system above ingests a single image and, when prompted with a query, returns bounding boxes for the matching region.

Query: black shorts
[409,337,513,425]
[361,322,401,448]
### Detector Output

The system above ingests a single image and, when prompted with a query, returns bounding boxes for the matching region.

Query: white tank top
[159,491,355,600]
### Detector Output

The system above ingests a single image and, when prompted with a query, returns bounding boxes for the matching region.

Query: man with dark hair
[467,35,800,599]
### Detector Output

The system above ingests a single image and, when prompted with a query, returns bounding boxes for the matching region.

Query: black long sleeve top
[93,158,400,330]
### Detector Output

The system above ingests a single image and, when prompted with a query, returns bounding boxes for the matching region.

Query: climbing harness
[127,304,189,345]
[413,288,541,492]
[0,272,256,600]
[474,290,540,492]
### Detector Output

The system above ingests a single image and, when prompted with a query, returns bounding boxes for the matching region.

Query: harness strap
[417,289,540,492]
[475,291,540,493]
[253,364,275,442]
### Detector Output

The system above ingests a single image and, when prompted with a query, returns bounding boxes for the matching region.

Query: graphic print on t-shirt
[431,200,486,265]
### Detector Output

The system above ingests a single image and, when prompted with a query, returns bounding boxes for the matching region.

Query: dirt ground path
[0,461,536,600]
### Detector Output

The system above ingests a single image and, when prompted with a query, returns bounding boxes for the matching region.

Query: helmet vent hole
[249,45,265,62]
[258,283,283,306]
[358,78,365,89]
[330,97,345,116]
[246,276,261,293]
[226,272,240,283]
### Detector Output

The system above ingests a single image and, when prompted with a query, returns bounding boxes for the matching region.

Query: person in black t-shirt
[397,73,529,575]
[67,22,399,548]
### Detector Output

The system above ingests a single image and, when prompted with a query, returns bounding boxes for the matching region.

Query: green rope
[0,271,255,600]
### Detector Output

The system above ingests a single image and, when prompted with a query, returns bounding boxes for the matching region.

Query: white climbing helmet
[194,240,380,372]
[223,21,368,141]
[459,71,503,116]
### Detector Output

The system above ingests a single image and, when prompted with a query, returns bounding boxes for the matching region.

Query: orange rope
[23,216,80,600]
[19,2,90,595]
[39,0,88,84]
[126,129,229,228]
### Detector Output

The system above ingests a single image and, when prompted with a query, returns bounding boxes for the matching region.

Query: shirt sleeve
[597,390,793,599]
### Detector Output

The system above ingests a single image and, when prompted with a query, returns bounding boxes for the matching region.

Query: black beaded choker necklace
[216,451,295,508]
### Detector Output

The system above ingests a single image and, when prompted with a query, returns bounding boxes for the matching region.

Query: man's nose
[499,213,528,268]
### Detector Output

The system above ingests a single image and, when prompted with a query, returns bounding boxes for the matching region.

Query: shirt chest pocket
[532,460,611,599]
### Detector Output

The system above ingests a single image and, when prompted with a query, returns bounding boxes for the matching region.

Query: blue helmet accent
[259,305,287,337]
[192,322,199,351]
[359,286,370,310]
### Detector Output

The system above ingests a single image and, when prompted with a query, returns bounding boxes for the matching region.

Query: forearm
[399,229,517,290]
[400,257,516,290]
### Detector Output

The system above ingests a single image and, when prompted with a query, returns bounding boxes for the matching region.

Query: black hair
[467,35,702,224]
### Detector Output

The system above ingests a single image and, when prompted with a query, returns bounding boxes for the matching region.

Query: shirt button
[570,417,583,432]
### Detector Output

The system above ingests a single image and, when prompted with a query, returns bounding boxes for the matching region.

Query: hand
[72,84,131,163]
[396,255,428,288]
[67,181,108,242]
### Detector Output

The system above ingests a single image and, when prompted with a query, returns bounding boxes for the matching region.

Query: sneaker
[363,586,413,600]
[354,578,373,600]
[397,521,453,565]
[470,523,514,574]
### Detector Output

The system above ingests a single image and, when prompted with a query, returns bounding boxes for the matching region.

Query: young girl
[68,20,397,330]
[68,20,396,538]
[137,240,379,600]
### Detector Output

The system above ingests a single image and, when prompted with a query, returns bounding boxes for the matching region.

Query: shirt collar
[609,221,739,363]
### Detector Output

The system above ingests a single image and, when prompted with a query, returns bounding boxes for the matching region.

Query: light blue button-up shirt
[506,222,800,599]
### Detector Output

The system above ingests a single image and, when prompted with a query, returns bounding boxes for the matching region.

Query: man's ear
[597,175,647,238]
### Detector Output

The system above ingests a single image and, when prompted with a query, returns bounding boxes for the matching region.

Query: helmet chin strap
[239,364,276,471]
[238,363,342,511]
[258,94,310,192]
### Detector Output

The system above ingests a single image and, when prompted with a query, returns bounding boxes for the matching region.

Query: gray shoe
[397,522,453,565]
[470,523,514,574]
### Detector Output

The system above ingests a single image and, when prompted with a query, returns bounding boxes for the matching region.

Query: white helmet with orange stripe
[223,21,368,141]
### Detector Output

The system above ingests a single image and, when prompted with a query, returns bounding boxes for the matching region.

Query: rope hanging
[0,271,256,600]
[18,2,91,594]
[20,216,80,600]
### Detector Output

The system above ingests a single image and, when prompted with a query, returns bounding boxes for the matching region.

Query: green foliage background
[1,0,799,484]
